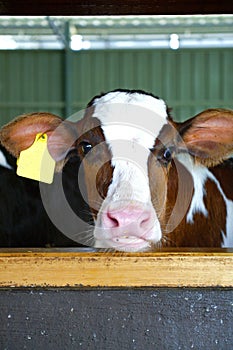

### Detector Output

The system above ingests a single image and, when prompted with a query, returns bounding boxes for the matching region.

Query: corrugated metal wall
[0,50,64,126]
[73,48,233,121]
[0,48,232,126]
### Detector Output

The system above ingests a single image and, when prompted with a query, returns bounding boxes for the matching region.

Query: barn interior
[0,15,232,248]
[0,15,232,125]
[0,13,233,350]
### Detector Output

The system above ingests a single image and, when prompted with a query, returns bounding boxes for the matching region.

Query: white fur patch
[177,154,209,223]
[92,91,168,204]
[0,150,12,169]
[207,171,233,247]
[187,167,209,223]
[223,200,233,247]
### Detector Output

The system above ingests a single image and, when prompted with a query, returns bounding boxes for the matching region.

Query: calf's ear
[178,108,233,167]
[0,112,77,163]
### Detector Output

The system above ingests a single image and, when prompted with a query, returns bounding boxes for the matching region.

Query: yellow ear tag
[17,133,55,184]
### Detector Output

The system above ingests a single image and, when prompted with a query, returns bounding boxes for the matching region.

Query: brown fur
[79,106,233,249]
[75,116,113,218]
[160,163,227,248]
[148,108,233,249]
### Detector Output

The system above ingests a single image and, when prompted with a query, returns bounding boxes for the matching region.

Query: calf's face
[76,91,173,251]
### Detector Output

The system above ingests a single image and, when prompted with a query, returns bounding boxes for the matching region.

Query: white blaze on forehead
[92,91,168,150]
[92,91,168,203]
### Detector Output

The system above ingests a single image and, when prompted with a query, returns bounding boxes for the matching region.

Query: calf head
[1,91,233,252]
[76,90,171,251]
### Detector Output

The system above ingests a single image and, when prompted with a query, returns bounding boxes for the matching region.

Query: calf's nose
[102,205,154,236]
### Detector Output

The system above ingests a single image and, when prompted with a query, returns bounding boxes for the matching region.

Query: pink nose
[102,206,154,236]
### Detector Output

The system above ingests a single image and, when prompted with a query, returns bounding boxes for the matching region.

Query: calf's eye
[163,148,172,162]
[156,147,173,165]
[79,141,93,155]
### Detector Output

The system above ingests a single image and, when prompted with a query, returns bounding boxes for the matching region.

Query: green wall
[0,48,232,126]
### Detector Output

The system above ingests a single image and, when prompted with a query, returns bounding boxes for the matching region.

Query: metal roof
[0,15,232,50]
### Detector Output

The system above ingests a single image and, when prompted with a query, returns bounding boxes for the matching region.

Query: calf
[1,91,233,251]
[0,133,89,248]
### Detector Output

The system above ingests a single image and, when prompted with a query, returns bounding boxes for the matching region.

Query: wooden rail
[0,248,233,288]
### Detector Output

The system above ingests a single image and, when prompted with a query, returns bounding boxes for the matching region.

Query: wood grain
[0,249,233,288]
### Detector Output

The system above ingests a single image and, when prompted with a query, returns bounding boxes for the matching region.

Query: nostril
[139,212,152,229]
[107,212,119,228]
[101,210,120,228]
[140,218,148,227]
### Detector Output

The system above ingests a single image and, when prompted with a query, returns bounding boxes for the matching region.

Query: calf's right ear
[178,108,233,167]
[0,112,78,163]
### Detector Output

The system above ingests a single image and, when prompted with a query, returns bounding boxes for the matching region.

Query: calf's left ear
[178,108,233,167]
[0,112,77,163]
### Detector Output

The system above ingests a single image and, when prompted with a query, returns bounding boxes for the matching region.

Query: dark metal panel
[0,288,233,349]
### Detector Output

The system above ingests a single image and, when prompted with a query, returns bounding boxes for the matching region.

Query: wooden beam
[0,0,232,15]
[1,249,233,288]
